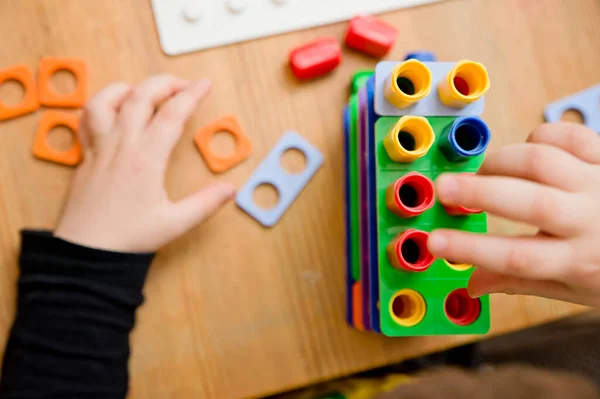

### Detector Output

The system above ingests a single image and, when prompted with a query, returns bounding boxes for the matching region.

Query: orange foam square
[33,111,83,166]
[0,64,40,121]
[38,57,88,108]
[194,115,252,173]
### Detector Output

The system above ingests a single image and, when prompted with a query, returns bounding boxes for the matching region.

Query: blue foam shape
[343,106,354,327]
[236,132,323,227]
[365,76,381,333]
[404,51,437,62]
[374,61,485,117]
[544,84,600,133]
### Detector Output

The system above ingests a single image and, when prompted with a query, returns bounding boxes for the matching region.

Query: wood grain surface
[0,0,599,398]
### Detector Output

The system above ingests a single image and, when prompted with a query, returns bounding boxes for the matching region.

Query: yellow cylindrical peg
[437,60,490,108]
[384,59,432,109]
[383,116,435,163]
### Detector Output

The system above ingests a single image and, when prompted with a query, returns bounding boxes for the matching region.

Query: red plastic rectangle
[345,15,398,58]
[289,38,341,80]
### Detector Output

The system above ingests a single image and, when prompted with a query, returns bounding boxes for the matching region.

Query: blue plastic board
[544,84,600,133]
[365,76,382,333]
[374,61,485,117]
[236,132,323,227]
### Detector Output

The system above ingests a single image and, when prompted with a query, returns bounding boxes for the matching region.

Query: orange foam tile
[38,57,88,108]
[194,115,252,173]
[352,282,365,331]
[33,111,83,166]
[0,64,40,121]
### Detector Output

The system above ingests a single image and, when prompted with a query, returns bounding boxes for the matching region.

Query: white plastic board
[150,0,445,56]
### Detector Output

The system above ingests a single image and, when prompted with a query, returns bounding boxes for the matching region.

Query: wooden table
[0,0,599,397]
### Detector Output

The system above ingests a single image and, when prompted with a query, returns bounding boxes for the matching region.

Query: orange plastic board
[33,111,83,166]
[0,64,39,121]
[38,57,88,108]
[194,115,252,173]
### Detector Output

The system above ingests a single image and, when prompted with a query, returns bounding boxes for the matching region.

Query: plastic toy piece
[345,15,398,58]
[351,70,374,94]
[236,132,323,227]
[386,172,435,218]
[352,282,365,331]
[437,60,490,109]
[383,116,435,162]
[444,288,481,326]
[384,59,432,109]
[438,116,490,162]
[375,61,486,117]
[443,259,472,272]
[0,64,39,121]
[386,229,434,272]
[38,57,88,108]
[33,111,82,166]
[289,38,341,80]
[194,115,252,173]
[544,84,600,133]
[404,51,436,62]
[389,289,426,327]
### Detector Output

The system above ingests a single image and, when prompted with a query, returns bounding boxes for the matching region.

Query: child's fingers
[477,143,590,192]
[148,79,211,158]
[436,173,582,236]
[467,268,573,301]
[80,82,132,151]
[116,74,191,142]
[427,229,574,281]
[527,123,600,165]
[171,183,236,234]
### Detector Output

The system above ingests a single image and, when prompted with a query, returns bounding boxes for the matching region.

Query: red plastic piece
[386,172,435,218]
[345,15,398,58]
[289,38,341,80]
[444,289,481,326]
[443,205,483,216]
[387,229,435,272]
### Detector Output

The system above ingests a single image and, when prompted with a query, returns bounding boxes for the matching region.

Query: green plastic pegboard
[374,116,490,336]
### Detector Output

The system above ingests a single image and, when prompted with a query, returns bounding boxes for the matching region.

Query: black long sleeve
[0,230,154,399]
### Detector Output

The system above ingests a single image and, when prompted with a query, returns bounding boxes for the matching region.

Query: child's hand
[427,123,600,307]
[54,75,235,253]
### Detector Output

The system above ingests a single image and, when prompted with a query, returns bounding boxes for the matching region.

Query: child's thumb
[173,183,236,232]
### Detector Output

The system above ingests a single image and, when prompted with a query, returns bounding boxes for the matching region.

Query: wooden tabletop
[1,0,599,397]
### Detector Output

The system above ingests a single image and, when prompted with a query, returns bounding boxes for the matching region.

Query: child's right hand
[427,123,600,307]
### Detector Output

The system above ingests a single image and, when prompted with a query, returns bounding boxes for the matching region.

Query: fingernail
[467,287,483,298]
[436,174,459,202]
[427,231,448,254]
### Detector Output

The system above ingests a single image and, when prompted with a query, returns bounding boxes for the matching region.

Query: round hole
[397,131,416,151]
[48,125,75,152]
[399,183,419,208]
[209,131,237,158]
[560,108,585,124]
[253,183,279,210]
[453,76,469,96]
[0,79,25,106]
[455,124,482,151]
[444,288,481,326]
[50,69,77,96]
[401,238,421,264]
[395,77,415,95]
[280,148,307,174]
[389,289,426,327]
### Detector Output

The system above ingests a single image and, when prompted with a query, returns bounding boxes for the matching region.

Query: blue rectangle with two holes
[236,132,323,227]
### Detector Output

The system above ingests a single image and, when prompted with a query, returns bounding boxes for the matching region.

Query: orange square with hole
[194,115,252,173]
[0,64,40,121]
[33,111,82,166]
[38,57,88,108]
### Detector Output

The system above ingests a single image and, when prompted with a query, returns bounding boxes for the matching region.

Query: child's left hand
[54,75,235,253]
